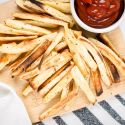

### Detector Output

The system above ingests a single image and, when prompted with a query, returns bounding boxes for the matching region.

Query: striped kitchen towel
[36,93,125,125]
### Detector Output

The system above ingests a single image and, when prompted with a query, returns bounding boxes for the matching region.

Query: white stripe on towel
[120,93,125,100]
[88,103,120,125]
[61,112,84,125]
[42,118,58,125]
[106,96,125,120]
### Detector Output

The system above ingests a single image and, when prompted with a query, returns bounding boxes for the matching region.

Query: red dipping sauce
[75,0,124,28]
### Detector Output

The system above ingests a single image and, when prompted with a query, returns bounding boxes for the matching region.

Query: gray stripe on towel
[73,107,103,125]
[115,95,125,106]
[53,116,67,125]
[99,100,125,125]
[37,122,45,125]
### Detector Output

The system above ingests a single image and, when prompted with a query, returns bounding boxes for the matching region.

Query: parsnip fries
[0,0,125,121]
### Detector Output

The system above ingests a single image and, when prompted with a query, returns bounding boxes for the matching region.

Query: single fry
[38,0,71,13]
[73,53,89,78]
[5,19,51,35]
[104,57,120,83]
[0,24,38,36]
[0,40,39,54]
[91,70,103,96]
[20,32,57,48]
[29,32,57,45]
[31,67,56,89]
[13,12,68,27]
[102,57,114,83]
[23,85,33,96]
[22,20,58,28]
[0,35,37,42]
[55,41,67,52]
[43,72,73,103]
[71,66,96,103]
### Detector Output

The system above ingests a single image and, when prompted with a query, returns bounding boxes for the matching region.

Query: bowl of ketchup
[70,0,125,33]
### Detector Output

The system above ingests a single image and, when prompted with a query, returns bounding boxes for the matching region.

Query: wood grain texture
[0,0,125,123]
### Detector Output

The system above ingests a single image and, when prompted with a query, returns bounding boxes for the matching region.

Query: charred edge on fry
[104,57,120,83]
[13,40,51,75]
[29,0,42,7]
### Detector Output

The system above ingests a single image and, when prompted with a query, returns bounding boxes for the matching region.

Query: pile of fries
[0,0,125,120]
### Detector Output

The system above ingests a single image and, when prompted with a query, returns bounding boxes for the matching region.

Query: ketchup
[75,0,124,28]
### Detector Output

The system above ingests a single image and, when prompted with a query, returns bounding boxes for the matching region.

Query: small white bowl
[70,0,125,33]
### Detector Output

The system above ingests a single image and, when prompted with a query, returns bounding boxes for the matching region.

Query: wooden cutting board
[0,0,125,123]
